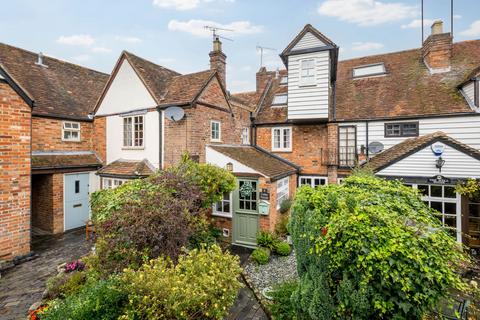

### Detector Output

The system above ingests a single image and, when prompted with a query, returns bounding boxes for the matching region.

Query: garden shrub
[256,231,278,250]
[275,215,290,237]
[40,276,127,320]
[290,174,470,320]
[251,247,270,265]
[279,198,292,214]
[45,271,87,300]
[268,280,299,320]
[121,244,242,320]
[274,241,291,256]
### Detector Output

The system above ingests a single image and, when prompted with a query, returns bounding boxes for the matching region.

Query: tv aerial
[164,106,185,122]
[256,45,276,67]
[204,25,234,42]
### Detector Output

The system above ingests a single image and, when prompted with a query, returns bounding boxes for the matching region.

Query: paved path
[0,229,91,320]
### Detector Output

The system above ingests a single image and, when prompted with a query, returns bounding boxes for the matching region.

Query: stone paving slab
[0,228,92,320]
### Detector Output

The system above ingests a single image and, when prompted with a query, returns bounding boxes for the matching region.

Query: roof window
[280,76,288,85]
[353,63,386,78]
[272,94,287,106]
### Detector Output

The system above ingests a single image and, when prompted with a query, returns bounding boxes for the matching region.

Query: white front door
[64,173,90,231]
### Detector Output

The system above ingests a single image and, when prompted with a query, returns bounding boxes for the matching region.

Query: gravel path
[244,251,298,294]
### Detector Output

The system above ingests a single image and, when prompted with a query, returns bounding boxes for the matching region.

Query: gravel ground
[244,251,298,295]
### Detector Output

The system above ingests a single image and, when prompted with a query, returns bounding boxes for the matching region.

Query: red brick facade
[93,117,106,163]
[0,82,31,261]
[31,174,64,234]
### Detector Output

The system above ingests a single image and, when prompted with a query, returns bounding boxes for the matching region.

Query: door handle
[73,203,82,208]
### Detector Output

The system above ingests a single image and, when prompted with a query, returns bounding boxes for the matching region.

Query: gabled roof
[0,42,109,120]
[98,159,155,178]
[0,63,34,107]
[364,132,480,173]
[280,24,336,59]
[32,151,102,170]
[335,40,480,121]
[229,91,260,112]
[209,145,299,181]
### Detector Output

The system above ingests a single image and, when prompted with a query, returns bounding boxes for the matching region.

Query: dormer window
[272,94,287,106]
[280,76,288,85]
[353,63,386,79]
[300,59,316,86]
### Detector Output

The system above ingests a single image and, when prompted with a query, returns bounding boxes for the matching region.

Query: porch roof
[97,159,155,178]
[32,151,102,170]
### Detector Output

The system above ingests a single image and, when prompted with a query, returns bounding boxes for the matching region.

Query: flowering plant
[29,304,48,320]
[64,260,85,273]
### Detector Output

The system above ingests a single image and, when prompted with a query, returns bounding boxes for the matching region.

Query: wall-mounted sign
[259,188,270,200]
[427,175,451,184]
[431,142,446,156]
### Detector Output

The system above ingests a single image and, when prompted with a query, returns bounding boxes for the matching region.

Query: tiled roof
[255,40,480,123]
[209,145,298,180]
[0,42,109,119]
[98,159,155,178]
[229,91,260,112]
[160,70,215,106]
[364,131,480,172]
[335,40,480,121]
[32,151,102,170]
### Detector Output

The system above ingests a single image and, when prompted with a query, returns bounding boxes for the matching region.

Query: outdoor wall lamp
[226,162,233,172]
[435,157,445,173]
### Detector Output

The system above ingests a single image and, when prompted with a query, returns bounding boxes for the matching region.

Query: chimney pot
[431,20,444,35]
[422,20,452,73]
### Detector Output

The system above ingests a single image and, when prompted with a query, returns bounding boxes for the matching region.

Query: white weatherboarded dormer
[280,24,338,121]
[460,70,480,112]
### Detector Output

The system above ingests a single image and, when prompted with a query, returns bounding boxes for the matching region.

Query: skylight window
[280,76,288,85]
[272,94,287,106]
[352,63,386,78]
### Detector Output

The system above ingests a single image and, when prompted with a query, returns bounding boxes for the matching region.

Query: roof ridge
[0,42,108,76]
[123,50,181,76]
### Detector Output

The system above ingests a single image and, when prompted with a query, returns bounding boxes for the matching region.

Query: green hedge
[290,174,469,319]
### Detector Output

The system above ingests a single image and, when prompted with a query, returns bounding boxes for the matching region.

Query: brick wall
[327,123,339,184]
[93,116,106,163]
[51,173,64,233]
[256,124,329,175]
[32,174,53,232]
[0,82,31,261]
[32,117,94,152]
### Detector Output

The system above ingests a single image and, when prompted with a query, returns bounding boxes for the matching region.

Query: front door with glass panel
[233,179,259,247]
[64,173,90,230]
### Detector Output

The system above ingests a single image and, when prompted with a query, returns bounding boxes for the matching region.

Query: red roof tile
[98,159,155,178]
[32,152,102,170]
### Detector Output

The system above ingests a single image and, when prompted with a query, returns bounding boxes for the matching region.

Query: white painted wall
[292,32,326,51]
[96,59,157,116]
[106,110,160,168]
[377,143,480,178]
[287,51,330,120]
[341,115,480,154]
[206,146,263,175]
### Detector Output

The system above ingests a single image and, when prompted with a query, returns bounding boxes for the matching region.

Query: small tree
[290,174,470,319]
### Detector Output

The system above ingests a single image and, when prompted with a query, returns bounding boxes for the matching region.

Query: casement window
[102,178,128,189]
[123,115,144,148]
[338,126,357,167]
[299,176,327,188]
[300,59,315,86]
[62,121,81,141]
[384,122,419,137]
[272,94,287,106]
[213,192,232,217]
[238,180,258,212]
[280,76,288,85]
[241,127,250,145]
[276,177,289,209]
[352,63,386,78]
[211,121,221,142]
[272,127,292,152]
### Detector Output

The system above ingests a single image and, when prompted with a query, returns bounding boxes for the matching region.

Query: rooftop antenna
[256,45,276,68]
[204,25,234,42]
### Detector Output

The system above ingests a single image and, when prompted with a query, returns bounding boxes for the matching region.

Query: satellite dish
[368,141,384,154]
[164,106,185,122]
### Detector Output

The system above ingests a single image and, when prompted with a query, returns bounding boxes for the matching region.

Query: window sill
[272,149,292,153]
[210,139,222,143]
[62,139,82,143]
[212,212,232,219]
[122,147,145,150]
[299,83,317,88]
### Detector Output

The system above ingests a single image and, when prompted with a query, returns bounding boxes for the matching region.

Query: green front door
[233,178,260,247]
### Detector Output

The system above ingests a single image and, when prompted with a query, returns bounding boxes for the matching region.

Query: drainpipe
[250,112,256,146]
[365,120,369,159]
[158,109,163,169]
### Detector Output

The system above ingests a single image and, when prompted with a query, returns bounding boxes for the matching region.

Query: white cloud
[454,14,462,20]
[168,19,263,38]
[318,0,417,26]
[152,0,200,10]
[57,34,95,46]
[351,41,384,51]
[71,54,91,62]
[115,36,142,43]
[460,20,480,38]
[401,18,438,29]
[91,47,112,53]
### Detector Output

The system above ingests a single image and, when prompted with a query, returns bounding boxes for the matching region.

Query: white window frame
[211,120,221,142]
[352,63,386,79]
[276,177,290,209]
[280,76,288,85]
[241,127,250,145]
[300,58,316,86]
[62,121,81,142]
[272,94,288,107]
[212,192,232,218]
[271,127,292,152]
[122,115,144,149]
[299,176,328,188]
[102,177,128,189]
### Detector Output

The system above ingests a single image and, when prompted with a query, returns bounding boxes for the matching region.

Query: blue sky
[1,0,479,92]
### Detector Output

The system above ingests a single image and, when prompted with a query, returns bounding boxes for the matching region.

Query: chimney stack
[422,20,452,74]
[256,67,276,93]
[209,36,227,89]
